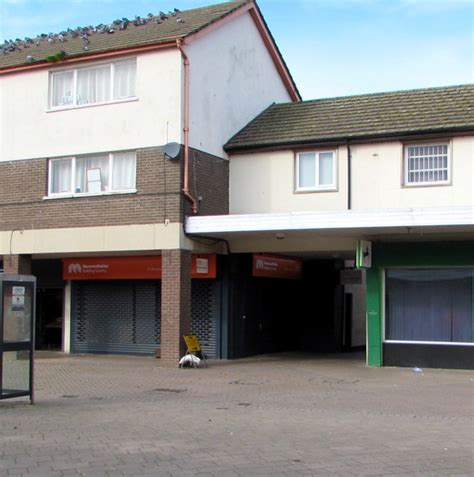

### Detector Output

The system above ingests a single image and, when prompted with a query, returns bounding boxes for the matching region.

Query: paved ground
[0,352,473,477]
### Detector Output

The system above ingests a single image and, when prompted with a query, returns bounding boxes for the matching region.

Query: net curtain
[77,66,110,105]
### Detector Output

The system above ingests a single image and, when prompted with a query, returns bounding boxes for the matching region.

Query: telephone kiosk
[0,275,36,404]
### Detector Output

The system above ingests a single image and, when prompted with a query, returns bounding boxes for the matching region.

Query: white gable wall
[0,49,182,162]
[187,12,292,158]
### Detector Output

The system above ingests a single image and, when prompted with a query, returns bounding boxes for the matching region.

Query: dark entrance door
[230,278,254,358]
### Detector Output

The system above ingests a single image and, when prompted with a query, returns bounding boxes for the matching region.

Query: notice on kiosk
[12,295,25,306]
[11,286,26,309]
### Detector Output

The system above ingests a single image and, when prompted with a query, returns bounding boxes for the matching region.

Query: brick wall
[2,254,32,274]
[160,249,191,366]
[0,147,182,231]
[187,147,229,217]
[0,146,229,232]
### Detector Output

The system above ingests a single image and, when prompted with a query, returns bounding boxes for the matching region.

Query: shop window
[295,151,336,191]
[50,59,137,109]
[404,143,450,186]
[48,151,136,197]
[385,268,474,344]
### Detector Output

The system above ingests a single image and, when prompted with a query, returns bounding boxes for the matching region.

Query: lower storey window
[49,151,136,196]
[385,268,474,344]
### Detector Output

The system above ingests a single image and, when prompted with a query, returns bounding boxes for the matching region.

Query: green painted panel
[366,267,382,367]
[367,241,474,367]
[373,241,474,268]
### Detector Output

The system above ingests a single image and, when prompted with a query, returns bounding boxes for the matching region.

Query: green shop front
[366,241,474,370]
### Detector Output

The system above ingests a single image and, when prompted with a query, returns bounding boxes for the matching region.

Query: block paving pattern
[0,352,473,476]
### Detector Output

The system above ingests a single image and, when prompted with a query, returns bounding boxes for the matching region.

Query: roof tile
[225,84,474,151]
[0,1,248,70]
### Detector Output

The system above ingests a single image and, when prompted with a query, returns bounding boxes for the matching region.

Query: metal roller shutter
[72,280,161,355]
[72,279,218,357]
[191,280,218,358]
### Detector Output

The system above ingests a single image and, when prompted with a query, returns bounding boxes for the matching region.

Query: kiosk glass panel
[2,351,31,394]
[3,285,32,342]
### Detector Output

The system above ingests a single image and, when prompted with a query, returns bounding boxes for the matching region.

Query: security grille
[72,279,218,357]
[72,281,161,355]
[406,144,449,184]
[134,284,161,346]
[191,280,218,358]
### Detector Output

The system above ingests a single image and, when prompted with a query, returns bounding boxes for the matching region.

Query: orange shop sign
[252,254,302,280]
[63,255,216,280]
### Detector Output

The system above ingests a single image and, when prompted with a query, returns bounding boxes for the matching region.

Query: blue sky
[1,0,472,100]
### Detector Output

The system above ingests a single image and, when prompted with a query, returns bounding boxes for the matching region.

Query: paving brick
[0,352,472,477]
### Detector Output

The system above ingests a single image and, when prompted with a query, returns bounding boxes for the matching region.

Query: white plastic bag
[179,354,201,368]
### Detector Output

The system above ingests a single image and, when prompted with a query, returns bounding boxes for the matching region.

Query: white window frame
[404,142,450,187]
[295,150,337,192]
[47,151,137,198]
[48,58,137,111]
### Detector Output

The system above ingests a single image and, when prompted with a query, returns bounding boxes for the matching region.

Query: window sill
[43,189,137,200]
[403,181,451,188]
[384,340,473,346]
[47,97,138,113]
[294,187,338,194]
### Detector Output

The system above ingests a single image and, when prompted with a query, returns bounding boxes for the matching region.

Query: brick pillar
[160,249,191,367]
[2,254,32,275]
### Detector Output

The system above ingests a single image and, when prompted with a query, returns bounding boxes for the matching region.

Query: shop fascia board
[186,206,474,235]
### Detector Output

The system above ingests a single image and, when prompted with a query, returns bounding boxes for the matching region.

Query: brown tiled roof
[0,1,249,70]
[225,84,474,151]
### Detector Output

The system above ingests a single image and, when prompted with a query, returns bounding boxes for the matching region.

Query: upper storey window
[295,151,337,192]
[48,151,136,197]
[405,143,450,186]
[49,59,137,109]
